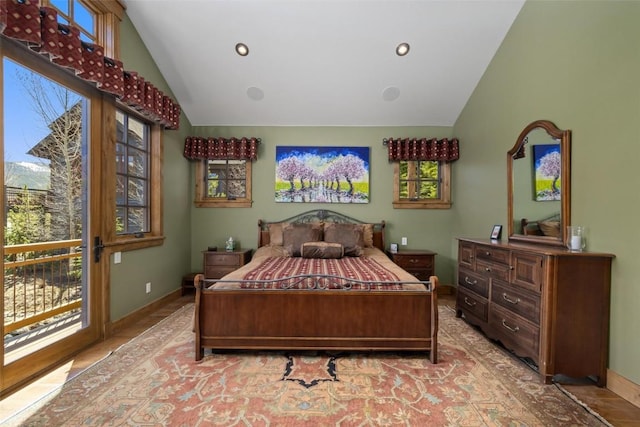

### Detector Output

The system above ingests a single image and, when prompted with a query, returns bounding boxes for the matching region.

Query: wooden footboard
[194,274,438,363]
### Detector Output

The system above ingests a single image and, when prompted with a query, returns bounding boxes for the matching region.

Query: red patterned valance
[385,137,460,162]
[183,137,260,161]
[0,0,180,130]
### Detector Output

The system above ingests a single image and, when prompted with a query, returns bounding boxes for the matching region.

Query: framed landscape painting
[275,146,370,203]
[532,144,561,201]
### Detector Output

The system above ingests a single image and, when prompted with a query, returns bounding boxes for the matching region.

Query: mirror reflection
[507,120,571,246]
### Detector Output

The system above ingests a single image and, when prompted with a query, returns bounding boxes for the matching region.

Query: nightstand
[386,249,436,281]
[181,272,202,295]
[203,249,252,279]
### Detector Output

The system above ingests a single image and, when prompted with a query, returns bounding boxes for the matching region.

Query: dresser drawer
[489,304,539,361]
[491,280,540,325]
[205,252,243,266]
[475,246,510,265]
[457,288,488,322]
[458,268,489,298]
[476,259,510,281]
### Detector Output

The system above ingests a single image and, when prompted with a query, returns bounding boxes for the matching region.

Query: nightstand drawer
[205,252,243,266]
[203,249,252,280]
[387,250,436,279]
[393,254,433,269]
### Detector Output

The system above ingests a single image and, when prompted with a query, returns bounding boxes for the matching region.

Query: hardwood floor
[2,294,640,426]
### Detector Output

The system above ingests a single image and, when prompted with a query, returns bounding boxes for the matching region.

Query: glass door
[1,54,102,396]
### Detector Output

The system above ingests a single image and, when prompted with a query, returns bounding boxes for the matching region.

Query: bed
[193,209,438,363]
[521,213,561,237]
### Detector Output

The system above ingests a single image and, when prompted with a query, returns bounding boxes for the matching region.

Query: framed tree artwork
[275,146,370,203]
[533,144,561,201]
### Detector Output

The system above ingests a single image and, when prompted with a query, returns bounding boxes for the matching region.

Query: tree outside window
[393,160,452,209]
[195,160,252,208]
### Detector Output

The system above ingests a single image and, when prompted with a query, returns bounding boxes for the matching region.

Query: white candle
[570,235,582,250]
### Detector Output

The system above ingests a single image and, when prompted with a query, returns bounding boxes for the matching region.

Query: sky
[3,0,93,165]
[4,58,52,164]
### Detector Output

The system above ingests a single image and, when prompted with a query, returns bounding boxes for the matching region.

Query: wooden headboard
[258,209,386,250]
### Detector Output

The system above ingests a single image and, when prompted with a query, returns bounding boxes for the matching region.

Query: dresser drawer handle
[501,319,520,333]
[502,293,520,305]
[409,259,419,264]
[464,297,476,307]
[484,267,491,272]
[464,276,477,285]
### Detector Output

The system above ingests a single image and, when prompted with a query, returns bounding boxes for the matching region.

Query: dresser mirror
[507,120,571,246]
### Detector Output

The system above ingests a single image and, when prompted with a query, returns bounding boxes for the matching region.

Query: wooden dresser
[203,249,252,279]
[456,237,614,386]
[386,249,436,281]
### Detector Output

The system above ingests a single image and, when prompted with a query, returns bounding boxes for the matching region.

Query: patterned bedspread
[206,246,430,291]
[240,256,402,290]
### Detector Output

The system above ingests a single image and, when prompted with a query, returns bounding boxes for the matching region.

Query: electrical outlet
[145,282,151,293]
[401,237,407,245]
[114,252,121,264]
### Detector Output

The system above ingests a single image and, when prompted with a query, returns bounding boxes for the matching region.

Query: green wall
[116,0,640,386]
[453,1,640,384]
[109,16,192,321]
[188,126,457,284]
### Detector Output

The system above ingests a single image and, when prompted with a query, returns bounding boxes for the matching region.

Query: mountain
[4,162,50,190]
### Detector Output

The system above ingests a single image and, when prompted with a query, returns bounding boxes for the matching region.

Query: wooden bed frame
[194,209,438,363]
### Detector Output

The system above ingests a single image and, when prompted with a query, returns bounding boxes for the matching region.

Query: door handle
[94,236,105,263]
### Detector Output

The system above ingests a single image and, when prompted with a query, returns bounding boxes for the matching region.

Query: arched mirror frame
[507,120,571,246]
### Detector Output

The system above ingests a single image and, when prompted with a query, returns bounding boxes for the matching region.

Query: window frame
[103,103,164,250]
[115,109,151,236]
[393,160,452,209]
[194,159,253,208]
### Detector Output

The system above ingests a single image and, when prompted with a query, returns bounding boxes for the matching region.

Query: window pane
[127,177,146,206]
[127,148,147,178]
[205,160,247,199]
[127,117,146,149]
[115,207,125,233]
[51,0,69,14]
[115,110,150,234]
[127,208,146,233]
[115,175,125,204]
[115,143,126,174]
[74,0,95,36]
[420,181,439,198]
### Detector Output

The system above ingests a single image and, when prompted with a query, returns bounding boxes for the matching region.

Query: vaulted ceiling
[124,0,524,127]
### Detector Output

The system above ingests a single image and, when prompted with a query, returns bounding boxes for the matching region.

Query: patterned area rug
[8,304,607,426]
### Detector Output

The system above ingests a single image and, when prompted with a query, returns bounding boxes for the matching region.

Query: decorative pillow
[538,220,561,237]
[282,223,323,256]
[323,222,365,256]
[362,223,374,248]
[301,242,344,259]
[267,222,286,246]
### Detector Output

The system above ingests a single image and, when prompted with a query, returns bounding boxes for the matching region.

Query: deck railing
[3,239,83,335]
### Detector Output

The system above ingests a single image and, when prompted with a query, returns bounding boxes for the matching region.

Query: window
[195,160,252,208]
[47,0,96,42]
[115,111,150,235]
[393,160,451,209]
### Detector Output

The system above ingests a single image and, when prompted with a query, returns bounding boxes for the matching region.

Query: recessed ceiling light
[235,43,249,56]
[247,86,264,101]
[396,42,410,56]
[382,86,400,102]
